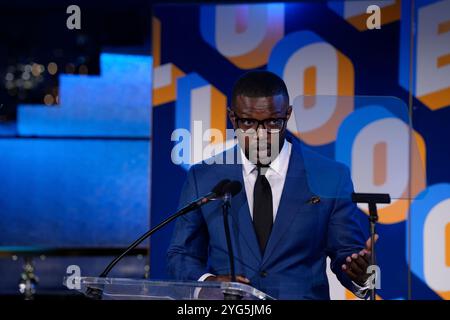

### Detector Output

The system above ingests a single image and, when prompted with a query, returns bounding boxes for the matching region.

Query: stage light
[79,64,88,75]
[24,81,32,89]
[31,63,43,76]
[65,63,75,74]
[48,62,58,75]
[44,94,55,106]
[5,81,15,90]
[22,72,31,80]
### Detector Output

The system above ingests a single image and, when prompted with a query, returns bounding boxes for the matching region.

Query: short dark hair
[231,70,289,108]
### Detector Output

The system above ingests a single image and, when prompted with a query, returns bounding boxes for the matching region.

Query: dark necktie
[253,165,273,254]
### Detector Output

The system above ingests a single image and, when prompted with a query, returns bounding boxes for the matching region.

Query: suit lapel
[230,185,263,262]
[223,147,263,262]
[261,141,313,265]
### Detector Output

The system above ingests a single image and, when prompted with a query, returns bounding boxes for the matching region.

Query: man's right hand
[205,275,250,284]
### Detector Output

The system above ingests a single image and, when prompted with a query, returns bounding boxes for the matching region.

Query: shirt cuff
[194,273,215,299]
[352,279,371,299]
[198,273,215,282]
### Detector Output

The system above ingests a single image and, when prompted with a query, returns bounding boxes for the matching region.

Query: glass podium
[64,277,275,300]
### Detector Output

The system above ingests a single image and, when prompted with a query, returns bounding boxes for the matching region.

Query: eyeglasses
[231,111,288,133]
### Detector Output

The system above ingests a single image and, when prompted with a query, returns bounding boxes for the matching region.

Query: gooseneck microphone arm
[99,205,189,278]
[99,179,230,279]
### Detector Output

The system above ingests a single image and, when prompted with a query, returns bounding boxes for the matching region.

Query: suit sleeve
[166,165,210,281]
[325,166,367,294]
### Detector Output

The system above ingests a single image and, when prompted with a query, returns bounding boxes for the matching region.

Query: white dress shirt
[240,140,292,221]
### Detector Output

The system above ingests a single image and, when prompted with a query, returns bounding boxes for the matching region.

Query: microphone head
[212,179,231,196]
[223,180,242,197]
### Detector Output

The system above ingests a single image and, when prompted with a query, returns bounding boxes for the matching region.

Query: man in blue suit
[167,71,374,299]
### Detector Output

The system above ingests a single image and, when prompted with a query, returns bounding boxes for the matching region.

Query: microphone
[185,179,230,210]
[89,178,232,297]
[222,180,242,200]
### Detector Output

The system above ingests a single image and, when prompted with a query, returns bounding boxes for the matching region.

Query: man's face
[229,94,292,165]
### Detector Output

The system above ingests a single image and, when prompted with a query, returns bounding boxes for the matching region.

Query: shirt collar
[239,140,292,177]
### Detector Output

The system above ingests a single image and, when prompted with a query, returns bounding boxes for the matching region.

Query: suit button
[260,271,268,277]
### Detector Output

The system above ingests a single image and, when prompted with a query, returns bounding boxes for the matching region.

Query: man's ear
[228,107,237,129]
[286,105,293,120]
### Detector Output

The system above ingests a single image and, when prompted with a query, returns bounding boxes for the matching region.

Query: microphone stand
[221,192,242,300]
[352,193,390,301]
[367,201,378,301]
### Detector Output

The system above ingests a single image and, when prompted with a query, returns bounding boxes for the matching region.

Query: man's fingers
[210,275,250,283]
[351,253,369,271]
[341,264,358,280]
[236,275,250,284]
[365,234,379,250]
[358,249,371,265]
[345,256,363,274]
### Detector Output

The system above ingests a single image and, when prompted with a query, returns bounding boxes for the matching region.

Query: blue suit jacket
[167,138,366,299]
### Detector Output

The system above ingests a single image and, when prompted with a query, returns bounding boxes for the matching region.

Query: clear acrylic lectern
[64,277,275,300]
